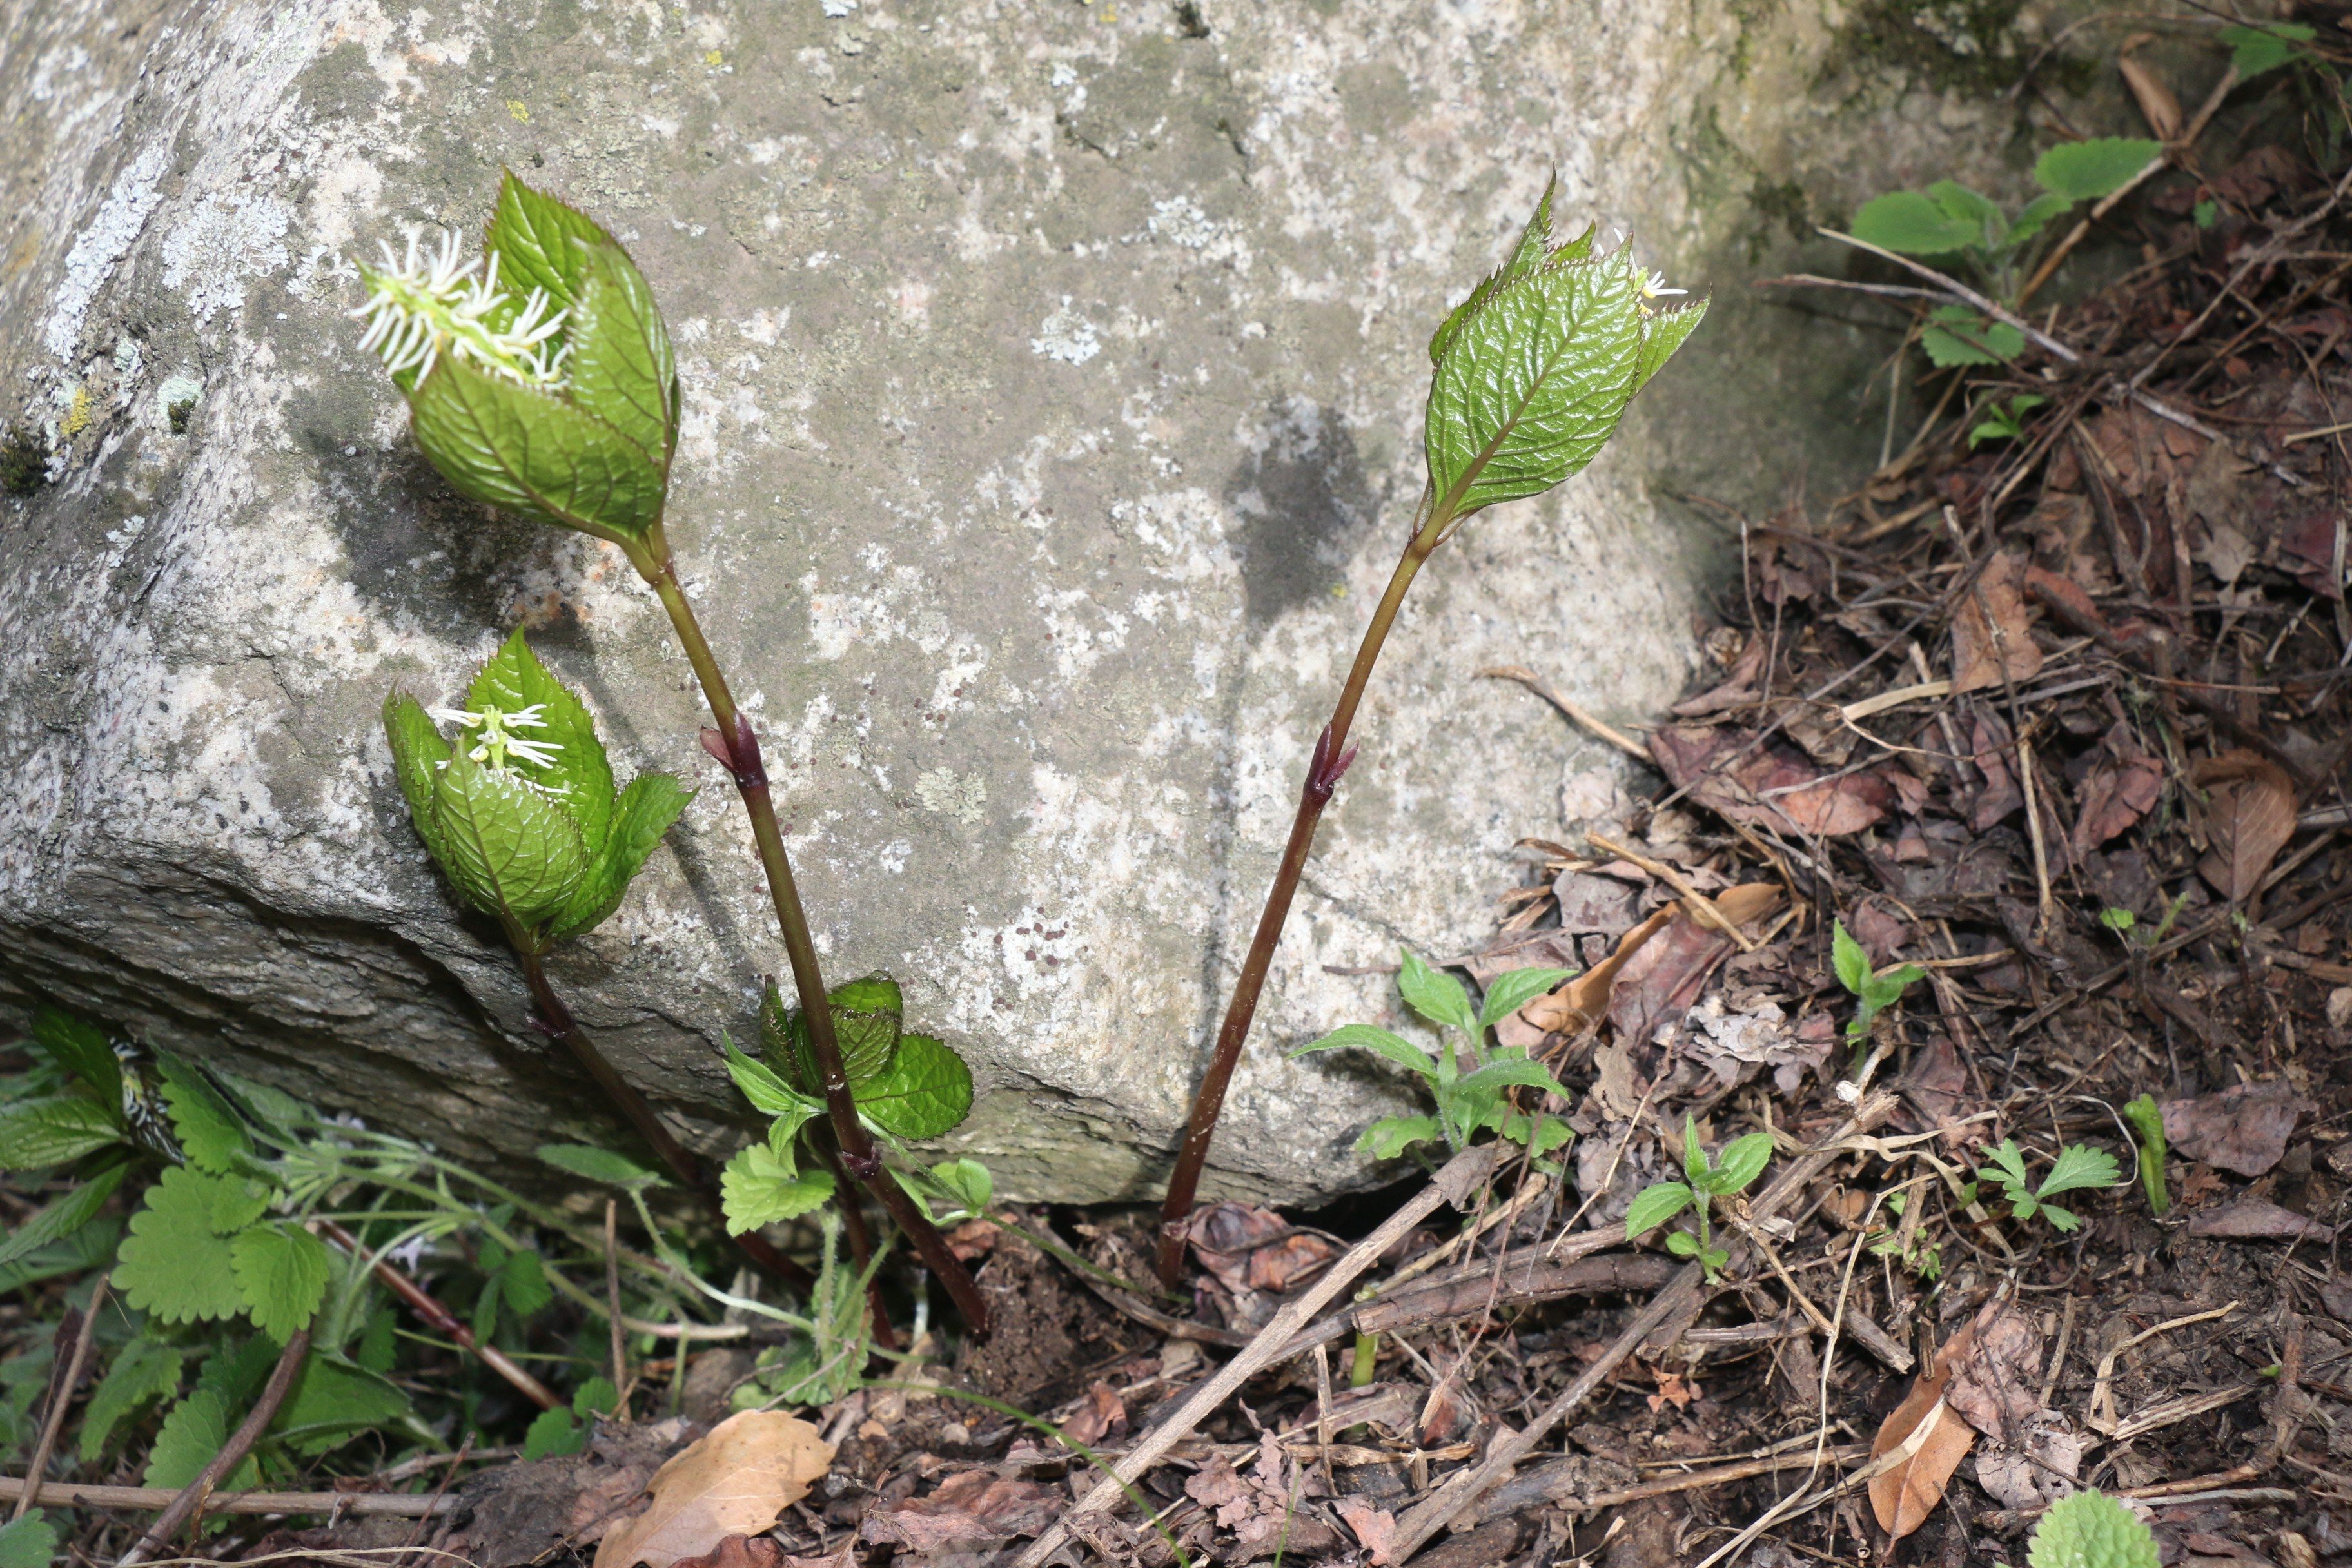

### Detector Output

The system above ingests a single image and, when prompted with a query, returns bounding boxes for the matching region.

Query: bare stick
[1587,832,1756,952]
[14,1280,108,1521]
[1019,1142,1498,1568]
[0,1478,455,1518]
[1387,1094,1897,1559]
[117,1329,312,1566]
[317,1222,559,1411]
[605,1200,630,1416]
[1480,665,1651,760]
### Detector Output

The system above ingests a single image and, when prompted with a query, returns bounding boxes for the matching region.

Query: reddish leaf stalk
[639,538,991,1337]
[317,1220,560,1411]
[514,948,813,1292]
[1156,485,1447,1288]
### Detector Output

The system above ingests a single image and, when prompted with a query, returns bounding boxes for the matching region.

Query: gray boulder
[1,0,2044,1202]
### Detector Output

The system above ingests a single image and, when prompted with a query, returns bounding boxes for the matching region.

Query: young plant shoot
[1155,177,1707,1285]
[356,173,985,1331]
[1289,952,1574,1162]
[1832,919,1925,1065]
[1624,1117,1774,1282]
[1973,1138,2121,1233]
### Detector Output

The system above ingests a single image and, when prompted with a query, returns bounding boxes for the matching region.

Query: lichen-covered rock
[0,0,2048,1202]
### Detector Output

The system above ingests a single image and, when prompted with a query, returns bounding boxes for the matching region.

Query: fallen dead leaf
[1057,1381,1126,1446]
[2073,723,2165,853]
[2187,1199,2332,1242]
[1607,885,1785,1044]
[1186,1204,1339,1295]
[1952,551,2045,694]
[2162,1081,2312,1177]
[1966,710,2025,832]
[1944,1302,2041,1446]
[667,1536,783,1568]
[1647,727,1893,837]
[594,1412,834,1568]
[859,1471,1062,1552]
[2118,52,2182,139]
[1868,1320,1979,1541]
[1973,1410,2083,1511]
[1522,908,1672,1035]
[2190,750,2297,901]
[1335,1498,1400,1566]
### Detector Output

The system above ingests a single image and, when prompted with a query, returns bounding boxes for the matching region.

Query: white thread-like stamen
[349,226,571,388]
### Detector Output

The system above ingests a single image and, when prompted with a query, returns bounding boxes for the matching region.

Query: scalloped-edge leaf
[112,1167,245,1324]
[1398,948,1477,1034]
[548,770,692,942]
[232,1223,332,1342]
[30,1008,122,1113]
[2028,1489,2160,1568]
[155,1052,250,1175]
[857,1032,974,1141]
[428,746,592,928]
[720,1144,837,1233]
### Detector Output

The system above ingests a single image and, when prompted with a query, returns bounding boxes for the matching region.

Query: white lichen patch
[1028,299,1099,365]
[43,142,168,360]
[162,192,293,322]
[914,767,986,825]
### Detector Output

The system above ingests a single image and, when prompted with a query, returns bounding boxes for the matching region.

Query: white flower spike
[427,702,566,775]
[351,226,572,389]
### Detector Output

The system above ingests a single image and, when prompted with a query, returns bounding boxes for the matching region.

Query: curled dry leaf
[1605,884,1786,1044]
[593,1411,834,1568]
[2190,750,2297,901]
[859,1471,1063,1552]
[666,1536,784,1568]
[1335,1498,1400,1567]
[1972,1410,2083,1511]
[1521,907,1672,1035]
[2186,1199,2331,1242]
[2162,1081,2311,1177]
[1057,1380,1127,1446]
[1868,1319,1980,1542]
[1944,1301,2041,1446]
[1647,727,1894,837]
[1952,551,2045,694]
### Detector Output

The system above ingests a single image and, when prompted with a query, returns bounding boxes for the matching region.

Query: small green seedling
[1969,393,2046,448]
[2004,1489,2160,1568]
[1866,1191,1945,1280]
[1850,137,2161,357]
[2222,21,2319,81]
[1974,1138,2120,1233]
[717,974,979,1234]
[2121,1094,2169,1217]
[1291,952,1576,1162]
[2099,888,2190,949]
[1832,920,1925,1058]
[1624,1116,1774,1281]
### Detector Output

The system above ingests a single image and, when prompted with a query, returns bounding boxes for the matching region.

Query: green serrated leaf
[2222,22,2317,79]
[467,629,617,850]
[1357,1115,1443,1160]
[568,239,679,462]
[155,1052,250,1175]
[271,1356,411,1456]
[523,1406,586,1460]
[926,1157,992,1217]
[1476,966,1576,1031]
[1289,1023,1438,1080]
[725,1035,820,1119]
[574,1375,620,1418]
[766,975,905,1092]
[2034,138,2162,203]
[2007,190,2077,248]
[858,1032,974,1141]
[0,1097,122,1172]
[536,1143,663,1191]
[30,1008,122,1113]
[231,1224,331,1342]
[1683,1115,1710,1187]
[0,1513,57,1568]
[2037,1142,2121,1200]
[548,770,693,942]
[0,1217,122,1297]
[2028,1489,2160,1568]
[428,745,593,929]
[384,691,460,869]
[1398,949,1477,1034]
[1427,177,1569,368]
[79,1334,184,1462]
[1923,180,2006,244]
[1632,297,1707,396]
[1709,1131,1774,1197]
[206,1177,272,1235]
[1624,1181,1694,1240]
[0,1164,128,1271]
[485,172,608,311]
[113,1170,246,1324]
[1980,1139,2032,1195]
[1830,921,1872,997]
[1920,306,2024,367]
[1424,248,1649,518]
[1850,190,1981,255]
[145,1389,259,1491]
[2121,1094,2168,1217]
[405,351,665,547]
[720,1144,837,1234]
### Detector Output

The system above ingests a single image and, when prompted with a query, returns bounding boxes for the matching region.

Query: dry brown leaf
[860,1471,1062,1552]
[1868,1320,1980,1540]
[1606,885,1785,1044]
[1647,727,1893,837]
[1057,1381,1127,1446]
[2186,1199,2331,1242]
[1952,551,2045,694]
[2162,1081,2312,1177]
[1335,1498,1400,1566]
[667,1536,783,1568]
[2072,725,2164,853]
[2191,750,2297,901]
[594,1412,834,1568]
[2119,53,2182,139]
[1945,1302,2041,1445]
[1521,908,1672,1034]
